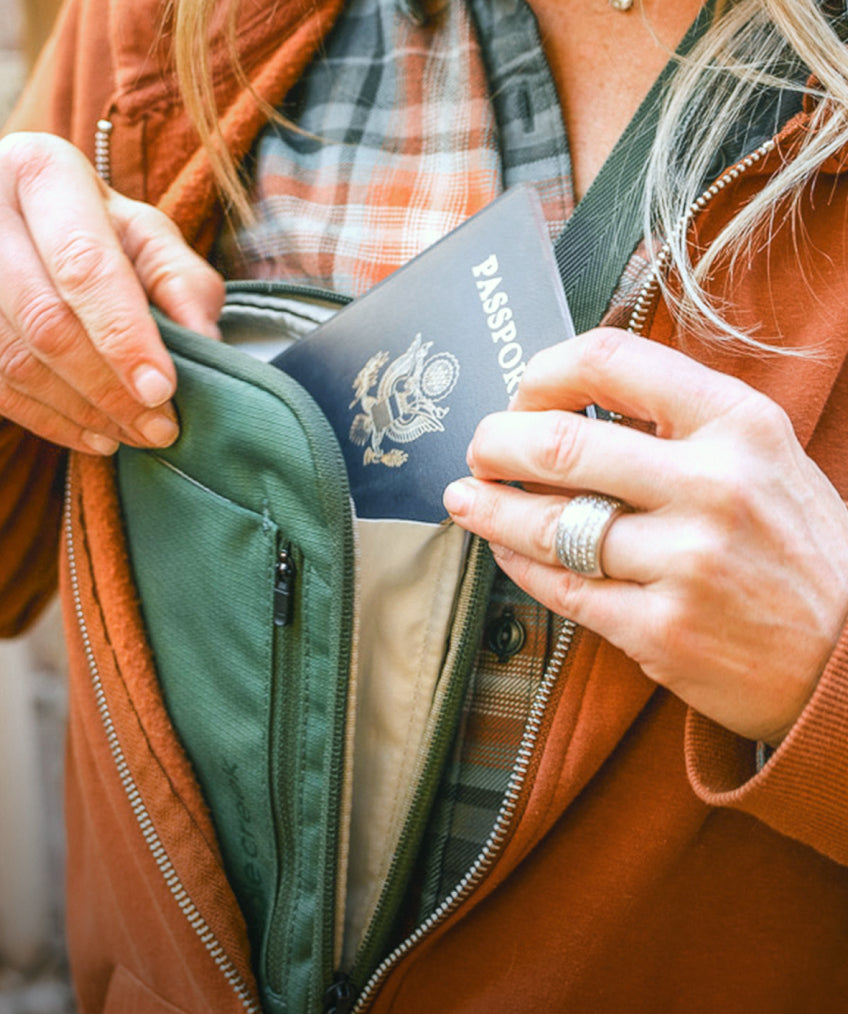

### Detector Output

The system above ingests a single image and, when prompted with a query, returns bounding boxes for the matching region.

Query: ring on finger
[554,493,629,579]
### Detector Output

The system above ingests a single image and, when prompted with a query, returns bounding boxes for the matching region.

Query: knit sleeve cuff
[685,617,848,866]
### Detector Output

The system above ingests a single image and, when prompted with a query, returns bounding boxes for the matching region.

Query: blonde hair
[645,0,848,351]
[173,0,848,348]
[171,0,267,221]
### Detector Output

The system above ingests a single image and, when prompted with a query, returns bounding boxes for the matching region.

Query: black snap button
[486,608,526,662]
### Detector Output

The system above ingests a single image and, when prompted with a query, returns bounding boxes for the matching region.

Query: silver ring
[554,493,627,579]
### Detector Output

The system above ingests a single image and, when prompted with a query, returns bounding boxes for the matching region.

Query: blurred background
[0,3,77,1012]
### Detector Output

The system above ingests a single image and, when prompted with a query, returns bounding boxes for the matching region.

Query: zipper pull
[94,118,113,185]
[323,972,356,1014]
[273,545,297,627]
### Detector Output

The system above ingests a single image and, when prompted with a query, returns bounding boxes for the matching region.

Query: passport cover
[272,186,575,522]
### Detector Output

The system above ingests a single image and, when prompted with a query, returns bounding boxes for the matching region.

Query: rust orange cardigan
[6,1,848,1010]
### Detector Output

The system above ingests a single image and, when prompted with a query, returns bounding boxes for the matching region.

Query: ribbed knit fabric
[686,618,848,867]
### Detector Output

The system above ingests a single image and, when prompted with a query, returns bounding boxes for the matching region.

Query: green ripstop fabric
[116,314,355,1014]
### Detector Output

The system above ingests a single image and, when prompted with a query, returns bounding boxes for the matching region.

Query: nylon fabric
[118,449,281,948]
[117,316,355,1013]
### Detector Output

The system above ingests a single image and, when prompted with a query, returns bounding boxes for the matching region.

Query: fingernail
[82,431,120,456]
[136,409,179,446]
[443,480,472,516]
[132,365,174,407]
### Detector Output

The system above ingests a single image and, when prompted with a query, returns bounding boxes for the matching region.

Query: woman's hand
[443,328,848,746]
[0,132,225,454]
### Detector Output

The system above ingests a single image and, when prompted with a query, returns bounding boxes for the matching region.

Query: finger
[0,135,180,411]
[486,543,654,659]
[595,508,665,582]
[0,376,121,455]
[512,328,755,438]
[0,318,179,449]
[444,477,665,583]
[0,308,118,433]
[466,408,675,510]
[0,219,179,446]
[444,479,568,566]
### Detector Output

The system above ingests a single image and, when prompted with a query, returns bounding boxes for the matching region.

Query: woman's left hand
[443,328,848,746]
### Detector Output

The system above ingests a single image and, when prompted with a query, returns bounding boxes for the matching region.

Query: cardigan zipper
[64,470,262,1013]
[626,139,776,336]
[94,118,113,186]
[81,134,775,1008]
[347,138,778,1012]
[345,615,578,1013]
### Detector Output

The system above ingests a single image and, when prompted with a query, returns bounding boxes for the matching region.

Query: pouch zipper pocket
[343,535,495,989]
[221,281,519,1006]
[273,544,297,627]
[262,521,355,1014]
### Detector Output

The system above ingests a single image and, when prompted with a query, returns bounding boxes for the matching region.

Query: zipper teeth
[335,505,362,969]
[94,118,113,185]
[351,139,776,1011]
[63,474,261,1014]
[626,139,775,336]
[348,533,488,983]
[225,280,351,308]
[351,617,577,1013]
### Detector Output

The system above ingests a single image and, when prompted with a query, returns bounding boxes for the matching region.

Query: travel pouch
[115,283,495,1014]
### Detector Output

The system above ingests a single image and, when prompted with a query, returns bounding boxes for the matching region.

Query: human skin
[443,332,848,747]
[439,0,848,748]
[0,131,223,455]
[0,0,698,457]
[533,0,705,200]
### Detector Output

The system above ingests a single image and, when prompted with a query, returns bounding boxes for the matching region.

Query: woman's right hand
[0,131,225,455]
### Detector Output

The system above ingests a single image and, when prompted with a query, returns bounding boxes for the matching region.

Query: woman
[2,0,848,1010]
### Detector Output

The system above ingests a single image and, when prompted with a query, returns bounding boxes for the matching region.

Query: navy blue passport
[272,186,575,522]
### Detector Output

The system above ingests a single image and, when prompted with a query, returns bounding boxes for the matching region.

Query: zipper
[264,538,306,1004]
[94,118,113,185]
[261,447,356,1008]
[63,468,261,1013]
[343,140,778,1012]
[226,279,351,308]
[273,543,297,627]
[627,139,776,337]
[344,534,495,989]
[346,615,577,1013]
[324,973,357,1014]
